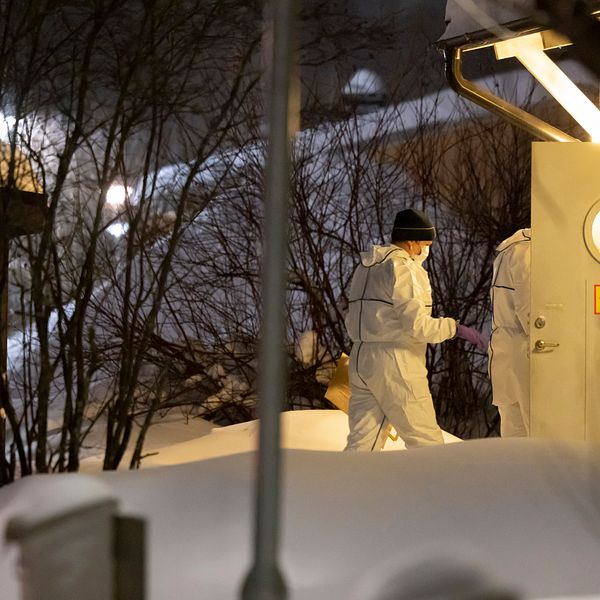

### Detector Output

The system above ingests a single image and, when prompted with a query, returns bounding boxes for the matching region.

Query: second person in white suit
[489,228,531,437]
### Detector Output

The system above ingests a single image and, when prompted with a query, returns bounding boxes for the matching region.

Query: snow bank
[79,409,460,470]
[2,433,600,600]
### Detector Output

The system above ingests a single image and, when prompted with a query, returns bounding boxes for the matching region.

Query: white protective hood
[496,227,531,253]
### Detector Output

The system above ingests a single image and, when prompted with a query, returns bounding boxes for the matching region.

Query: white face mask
[414,244,430,264]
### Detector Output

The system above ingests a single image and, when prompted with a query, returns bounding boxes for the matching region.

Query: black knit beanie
[391,208,436,242]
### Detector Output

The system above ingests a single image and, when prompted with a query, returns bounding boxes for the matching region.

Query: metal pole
[241,1,297,598]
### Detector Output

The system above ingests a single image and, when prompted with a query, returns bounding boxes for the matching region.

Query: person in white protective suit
[344,208,488,451]
[489,228,531,437]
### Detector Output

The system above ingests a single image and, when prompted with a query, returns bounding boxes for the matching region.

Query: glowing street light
[104,184,131,238]
[106,184,131,207]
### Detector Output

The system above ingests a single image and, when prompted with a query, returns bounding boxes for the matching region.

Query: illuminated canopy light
[495,32,600,142]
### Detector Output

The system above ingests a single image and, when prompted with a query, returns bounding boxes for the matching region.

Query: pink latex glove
[456,324,488,352]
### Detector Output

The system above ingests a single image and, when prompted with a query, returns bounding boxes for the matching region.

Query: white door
[530,142,600,441]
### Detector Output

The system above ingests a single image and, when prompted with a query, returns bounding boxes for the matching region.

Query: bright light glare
[0,112,16,141]
[107,222,129,238]
[106,184,131,207]
[495,34,600,142]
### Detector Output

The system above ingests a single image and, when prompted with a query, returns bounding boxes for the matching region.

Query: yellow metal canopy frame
[437,9,600,142]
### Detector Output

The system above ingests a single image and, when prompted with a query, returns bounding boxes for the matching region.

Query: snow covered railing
[5,476,145,600]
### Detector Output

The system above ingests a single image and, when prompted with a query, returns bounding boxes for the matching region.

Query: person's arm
[391,259,456,344]
[512,243,531,335]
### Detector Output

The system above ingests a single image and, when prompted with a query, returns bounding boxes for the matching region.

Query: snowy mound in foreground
[2,437,600,600]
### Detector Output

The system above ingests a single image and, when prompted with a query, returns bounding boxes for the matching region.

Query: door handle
[533,339,560,353]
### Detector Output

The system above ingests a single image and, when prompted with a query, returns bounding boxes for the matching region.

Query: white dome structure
[342,69,387,112]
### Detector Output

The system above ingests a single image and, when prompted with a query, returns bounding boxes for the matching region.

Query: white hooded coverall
[489,229,531,437]
[344,244,456,450]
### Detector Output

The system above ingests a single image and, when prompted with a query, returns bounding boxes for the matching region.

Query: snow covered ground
[78,409,459,471]
[1,410,600,600]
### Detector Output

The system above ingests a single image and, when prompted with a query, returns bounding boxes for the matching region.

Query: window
[584,199,600,263]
